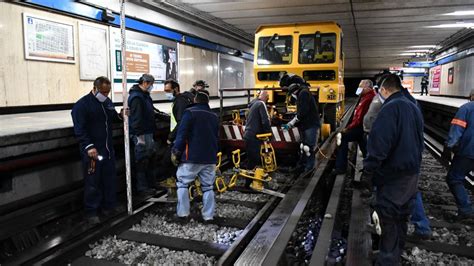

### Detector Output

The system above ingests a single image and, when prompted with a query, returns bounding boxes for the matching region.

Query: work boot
[102,206,124,218]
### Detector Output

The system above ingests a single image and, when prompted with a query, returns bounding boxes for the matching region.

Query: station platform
[413,95,469,108]
[0,97,249,140]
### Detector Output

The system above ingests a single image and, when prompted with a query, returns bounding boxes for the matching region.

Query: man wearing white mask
[164,79,193,145]
[128,73,158,195]
[333,79,375,175]
[72,76,121,224]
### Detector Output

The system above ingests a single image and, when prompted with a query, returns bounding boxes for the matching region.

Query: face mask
[355,87,363,96]
[147,85,154,92]
[165,92,175,101]
[378,92,386,104]
[95,91,108,103]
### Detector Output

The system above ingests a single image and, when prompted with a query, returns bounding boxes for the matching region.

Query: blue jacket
[172,103,219,164]
[364,91,424,186]
[446,101,474,159]
[71,92,119,158]
[128,85,156,136]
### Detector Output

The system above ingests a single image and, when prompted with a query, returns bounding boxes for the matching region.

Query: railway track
[0,99,358,265]
[401,135,474,265]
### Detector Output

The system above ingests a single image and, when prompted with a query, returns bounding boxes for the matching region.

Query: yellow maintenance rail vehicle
[254,21,345,135]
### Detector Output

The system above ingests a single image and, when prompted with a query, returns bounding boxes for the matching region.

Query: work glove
[166,139,173,145]
[282,123,292,130]
[371,210,382,235]
[283,116,299,130]
[137,135,146,145]
[171,150,181,167]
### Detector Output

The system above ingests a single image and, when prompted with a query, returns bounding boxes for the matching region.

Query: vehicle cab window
[299,33,336,64]
[257,35,292,65]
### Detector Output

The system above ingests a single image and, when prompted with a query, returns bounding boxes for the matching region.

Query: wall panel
[178,44,219,96]
[0,3,95,107]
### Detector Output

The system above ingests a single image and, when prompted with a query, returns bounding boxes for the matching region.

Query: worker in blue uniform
[71,77,121,224]
[171,91,219,221]
[128,74,158,195]
[280,74,320,173]
[362,74,424,265]
[443,90,474,221]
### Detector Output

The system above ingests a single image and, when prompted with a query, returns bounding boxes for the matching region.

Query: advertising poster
[110,29,177,99]
[23,13,75,63]
[430,66,442,93]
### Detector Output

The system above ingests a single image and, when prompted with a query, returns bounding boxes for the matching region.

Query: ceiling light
[399,53,416,56]
[426,22,474,28]
[443,11,474,16]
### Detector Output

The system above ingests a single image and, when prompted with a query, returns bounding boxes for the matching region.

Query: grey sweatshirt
[363,93,383,133]
[243,99,271,140]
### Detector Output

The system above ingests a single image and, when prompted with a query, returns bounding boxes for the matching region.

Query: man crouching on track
[443,90,474,222]
[171,91,219,222]
[362,74,424,265]
[280,74,321,173]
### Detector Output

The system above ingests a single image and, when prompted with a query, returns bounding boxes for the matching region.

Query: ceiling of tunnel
[144,0,474,77]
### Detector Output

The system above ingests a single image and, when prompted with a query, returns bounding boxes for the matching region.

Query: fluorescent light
[444,10,474,16]
[409,45,437,48]
[427,23,474,28]
[399,53,416,56]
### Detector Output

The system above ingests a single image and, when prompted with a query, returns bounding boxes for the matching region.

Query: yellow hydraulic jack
[231,110,243,125]
[188,152,227,200]
[228,149,285,198]
[257,133,277,173]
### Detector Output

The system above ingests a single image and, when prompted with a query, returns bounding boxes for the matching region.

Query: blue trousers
[300,126,319,172]
[82,155,117,217]
[446,156,474,215]
[335,126,366,171]
[410,191,431,235]
[375,184,415,266]
[176,163,216,220]
[131,134,157,192]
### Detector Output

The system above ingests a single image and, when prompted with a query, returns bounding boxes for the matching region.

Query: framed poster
[23,13,75,63]
[79,23,108,80]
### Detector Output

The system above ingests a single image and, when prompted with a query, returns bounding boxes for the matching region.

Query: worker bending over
[443,90,474,222]
[280,74,321,173]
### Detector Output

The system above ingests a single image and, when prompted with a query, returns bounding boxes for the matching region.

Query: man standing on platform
[443,90,474,222]
[420,76,429,96]
[171,91,219,221]
[362,74,424,265]
[71,76,120,224]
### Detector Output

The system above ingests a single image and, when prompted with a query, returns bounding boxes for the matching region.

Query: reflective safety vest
[170,102,177,131]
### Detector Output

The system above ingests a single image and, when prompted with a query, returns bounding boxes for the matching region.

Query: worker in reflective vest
[164,79,193,145]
